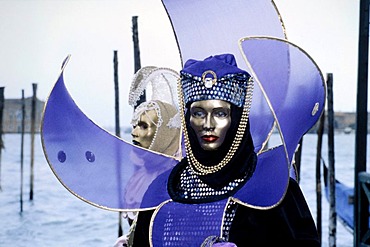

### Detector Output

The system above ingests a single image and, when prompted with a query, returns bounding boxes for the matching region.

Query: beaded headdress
[179,54,254,175]
[180,54,252,107]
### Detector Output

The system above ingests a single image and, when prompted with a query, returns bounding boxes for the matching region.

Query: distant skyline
[0,0,360,128]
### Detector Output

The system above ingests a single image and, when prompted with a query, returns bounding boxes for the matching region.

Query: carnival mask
[190,100,231,151]
[131,109,158,149]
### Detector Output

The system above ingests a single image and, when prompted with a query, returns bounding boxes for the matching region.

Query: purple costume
[41,1,325,246]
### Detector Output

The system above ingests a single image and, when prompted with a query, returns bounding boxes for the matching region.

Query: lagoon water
[0,132,362,246]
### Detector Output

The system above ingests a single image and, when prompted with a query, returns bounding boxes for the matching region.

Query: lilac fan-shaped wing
[226,38,325,207]
[240,37,326,166]
[161,0,286,70]
[41,56,176,211]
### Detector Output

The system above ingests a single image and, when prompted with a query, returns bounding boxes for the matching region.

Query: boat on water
[343,127,353,134]
[323,163,355,232]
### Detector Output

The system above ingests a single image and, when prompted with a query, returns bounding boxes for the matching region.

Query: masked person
[124,99,181,210]
[130,54,320,246]
[124,66,182,211]
[115,67,182,247]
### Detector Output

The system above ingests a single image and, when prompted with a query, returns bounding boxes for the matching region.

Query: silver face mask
[189,100,231,151]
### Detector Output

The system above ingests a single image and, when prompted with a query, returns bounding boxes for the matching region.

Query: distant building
[333,112,357,131]
[2,97,44,133]
[309,111,370,134]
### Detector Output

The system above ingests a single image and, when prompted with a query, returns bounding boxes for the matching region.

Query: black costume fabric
[133,178,320,246]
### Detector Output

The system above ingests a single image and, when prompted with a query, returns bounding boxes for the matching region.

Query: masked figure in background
[115,67,182,247]
[131,54,320,246]
[125,100,181,209]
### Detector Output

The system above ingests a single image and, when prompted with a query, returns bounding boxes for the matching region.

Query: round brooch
[202,70,217,88]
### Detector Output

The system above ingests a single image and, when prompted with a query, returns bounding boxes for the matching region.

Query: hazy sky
[0,0,359,128]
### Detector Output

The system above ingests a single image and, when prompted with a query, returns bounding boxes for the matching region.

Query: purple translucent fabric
[161,0,286,71]
[41,56,176,211]
[241,37,326,164]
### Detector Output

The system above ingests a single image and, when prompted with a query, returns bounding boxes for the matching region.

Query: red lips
[201,135,218,142]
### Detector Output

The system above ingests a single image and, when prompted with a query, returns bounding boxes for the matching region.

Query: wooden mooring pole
[315,104,325,243]
[21,90,25,212]
[29,83,37,201]
[113,50,124,237]
[354,0,369,246]
[0,87,4,192]
[132,16,145,107]
[114,51,120,137]
[294,138,303,184]
[326,73,337,247]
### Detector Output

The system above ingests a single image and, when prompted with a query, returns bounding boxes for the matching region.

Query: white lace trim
[167,112,181,129]
[130,101,162,127]
[128,66,180,109]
